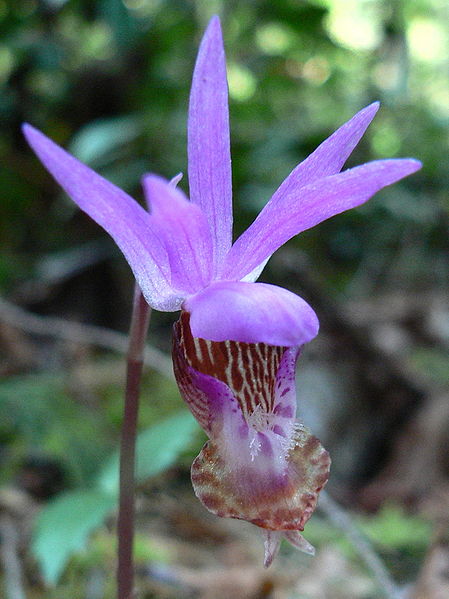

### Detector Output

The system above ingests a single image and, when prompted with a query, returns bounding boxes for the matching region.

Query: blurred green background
[0,0,448,597]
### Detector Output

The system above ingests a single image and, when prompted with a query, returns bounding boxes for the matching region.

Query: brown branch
[0,296,173,380]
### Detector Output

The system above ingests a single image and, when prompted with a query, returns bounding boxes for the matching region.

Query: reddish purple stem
[117,285,151,599]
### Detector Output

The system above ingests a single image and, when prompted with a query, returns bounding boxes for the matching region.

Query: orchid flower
[23,16,420,566]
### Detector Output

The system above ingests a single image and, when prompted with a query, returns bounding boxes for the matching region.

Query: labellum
[173,311,331,565]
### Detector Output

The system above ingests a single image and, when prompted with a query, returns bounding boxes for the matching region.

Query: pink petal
[183,281,319,346]
[221,158,422,281]
[142,174,213,293]
[187,359,296,472]
[23,124,185,311]
[172,312,330,544]
[188,16,233,272]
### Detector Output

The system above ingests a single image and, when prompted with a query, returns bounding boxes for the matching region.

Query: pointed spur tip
[262,530,316,567]
[283,530,316,556]
[262,530,282,568]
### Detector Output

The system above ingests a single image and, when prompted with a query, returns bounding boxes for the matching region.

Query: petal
[142,174,213,293]
[191,423,330,532]
[188,16,233,271]
[187,360,294,472]
[173,311,295,436]
[173,310,248,434]
[172,312,330,541]
[23,124,185,311]
[221,158,422,280]
[174,317,293,467]
[184,281,319,346]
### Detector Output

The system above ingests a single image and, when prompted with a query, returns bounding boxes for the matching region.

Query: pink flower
[23,16,421,565]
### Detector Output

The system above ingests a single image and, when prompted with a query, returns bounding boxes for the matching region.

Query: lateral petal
[221,158,421,281]
[23,124,185,311]
[184,281,319,346]
[188,15,233,271]
[142,174,213,294]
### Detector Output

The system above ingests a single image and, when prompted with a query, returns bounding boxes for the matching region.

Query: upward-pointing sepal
[188,15,232,270]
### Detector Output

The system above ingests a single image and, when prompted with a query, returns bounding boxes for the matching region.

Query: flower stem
[117,285,151,599]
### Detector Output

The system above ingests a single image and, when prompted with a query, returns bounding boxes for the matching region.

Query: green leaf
[0,372,111,485]
[97,410,199,494]
[99,0,141,48]
[359,505,432,550]
[32,490,117,585]
[68,114,143,166]
[31,412,198,584]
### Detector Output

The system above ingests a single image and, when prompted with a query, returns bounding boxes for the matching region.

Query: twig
[0,295,173,379]
[319,490,401,599]
[0,515,27,599]
[117,286,151,599]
